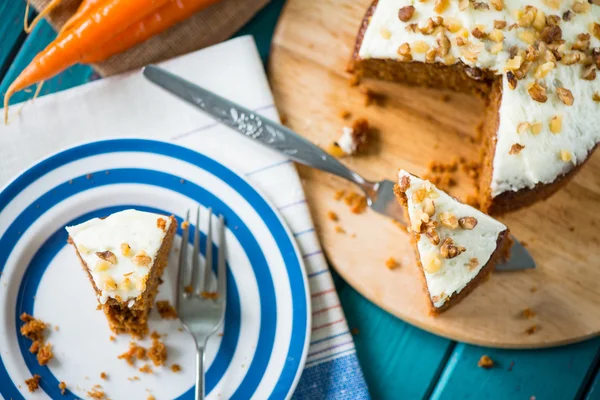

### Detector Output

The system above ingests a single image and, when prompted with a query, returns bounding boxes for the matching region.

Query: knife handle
[143,65,369,188]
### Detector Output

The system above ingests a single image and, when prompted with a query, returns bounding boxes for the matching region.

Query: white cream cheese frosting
[360,0,600,196]
[66,209,172,305]
[398,170,507,308]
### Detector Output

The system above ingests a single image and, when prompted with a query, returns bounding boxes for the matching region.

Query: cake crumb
[87,387,106,399]
[351,327,360,335]
[157,218,167,231]
[344,191,367,214]
[184,285,194,294]
[25,375,41,392]
[128,376,140,381]
[327,211,339,222]
[118,342,147,366]
[334,225,346,234]
[100,372,108,380]
[478,355,494,369]
[150,331,161,340]
[139,364,154,374]
[521,308,536,319]
[54,325,59,331]
[181,220,190,230]
[147,396,156,400]
[280,115,288,125]
[525,324,539,335]
[20,313,47,342]
[178,327,184,332]
[109,336,115,341]
[385,257,400,270]
[333,190,345,201]
[59,381,67,395]
[149,336,167,366]
[156,300,178,319]
[171,364,182,373]
[339,110,351,119]
[201,291,219,299]
[36,342,53,365]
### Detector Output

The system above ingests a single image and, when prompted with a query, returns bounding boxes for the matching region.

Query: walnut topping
[423,198,436,216]
[540,25,562,44]
[423,221,440,245]
[440,238,466,259]
[528,82,548,103]
[488,29,504,43]
[133,251,152,267]
[436,33,451,57]
[490,43,503,55]
[465,258,479,270]
[490,0,503,11]
[419,19,435,35]
[95,260,111,272]
[379,27,392,39]
[397,43,412,61]
[472,1,489,10]
[121,243,131,257]
[562,9,574,20]
[593,48,600,69]
[412,188,428,203]
[456,37,467,47]
[531,122,543,135]
[593,23,600,40]
[96,250,117,264]
[104,276,117,291]
[398,5,415,22]
[494,20,507,29]
[593,92,600,102]
[121,278,132,291]
[561,52,581,65]
[157,218,167,231]
[534,62,555,78]
[423,253,442,274]
[439,212,459,229]
[443,17,462,33]
[549,115,563,134]
[532,10,546,31]
[506,71,518,89]
[459,217,478,230]
[560,149,572,162]
[572,33,590,51]
[425,48,437,63]
[556,87,574,105]
[509,143,525,155]
[433,0,449,13]
[505,56,523,71]
[406,23,418,33]
[399,175,411,192]
[458,0,469,10]
[472,27,486,39]
[518,7,536,27]
[411,218,423,233]
[517,122,530,133]
[572,0,590,13]
[77,244,91,254]
[518,30,536,45]
[412,40,430,54]
[582,65,597,81]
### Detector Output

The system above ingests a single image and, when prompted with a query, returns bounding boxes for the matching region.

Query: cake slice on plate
[395,170,511,313]
[66,209,177,337]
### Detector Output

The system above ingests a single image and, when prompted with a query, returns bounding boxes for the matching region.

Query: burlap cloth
[29,0,270,76]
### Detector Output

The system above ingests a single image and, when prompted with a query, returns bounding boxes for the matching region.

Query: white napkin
[0,36,369,399]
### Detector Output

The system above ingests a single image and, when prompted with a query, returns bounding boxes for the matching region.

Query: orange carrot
[59,0,103,34]
[82,0,222,64]
[4,0,171,123]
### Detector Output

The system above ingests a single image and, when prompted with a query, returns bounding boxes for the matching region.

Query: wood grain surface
[269,0,600,348]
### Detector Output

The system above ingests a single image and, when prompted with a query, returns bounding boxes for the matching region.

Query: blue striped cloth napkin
[0,35,370,399]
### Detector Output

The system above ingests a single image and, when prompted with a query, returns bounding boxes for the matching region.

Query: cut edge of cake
[66,210,177,338]
[394,170,512,313]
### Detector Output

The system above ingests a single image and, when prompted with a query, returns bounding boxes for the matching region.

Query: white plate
[0,138,310,400]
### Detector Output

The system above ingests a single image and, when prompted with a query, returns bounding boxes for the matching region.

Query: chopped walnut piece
[411,188,427,203]
[472,1,489,10]
[561,52,581,65]
[572,0,590,13]
[397,43,412,61]
[78,244,91,254]
[490,0,503,11]
[506,71,518,90]
[95,260,111,272]
[572,33,590,51]
[471,27,486,39]
[440,238,466,259]
[540,25,562,44]
[560,149,572,162]
[433,0,449,13]
[494,20,507,29]
[96,250,117,264]
[423,198,436,216]
[436,33,451,57]
[488,29,504,43]
[379,27,392,39]
[534,62,555,78]
[593,23,600,40]
[120,243,131,257]
[133,251,152,267]
[582,65,597,81]
[406,23,418,33]
[425,48,437,63]
[458,0,469,10]
[531,122,543,135]
[399,175,411,192]
[465,258,479,270]
[505,56,523,71]
[509,143,525,155]
[439,212,459,229]
[412,40,429,54]
[26,375,41,392]
[517,122,530,133]
[478,355,494,368]
[459,217,478,230]
[423,221,440,245]
[556,87,574,105]
[562,9,574,21]
[518,30,536,45]
[157,218,167,231]
[398,5,415,22]
[385,257,400,270]
[593,92,600,102]
[528,82,548,103]
[518,7,536,27]
[423,253,442,273]
[532,10,546,31]
[549,115,562,134]
[103,276,117,291]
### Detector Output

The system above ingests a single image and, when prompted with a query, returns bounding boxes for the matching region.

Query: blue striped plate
[0,138,310,400]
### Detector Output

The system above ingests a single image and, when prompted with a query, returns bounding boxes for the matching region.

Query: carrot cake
[66,209,177,337]
[395,170,511,312]
[353,0,600,214]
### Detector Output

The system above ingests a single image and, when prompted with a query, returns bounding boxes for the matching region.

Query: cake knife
[142,65,535,271]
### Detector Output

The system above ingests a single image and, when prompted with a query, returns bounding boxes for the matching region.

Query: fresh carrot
[59,0,103,34]
[4,0,172,123]
[81,0,223,64]
[24,0,63,34]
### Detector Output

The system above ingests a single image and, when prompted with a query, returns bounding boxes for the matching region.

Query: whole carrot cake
[66,209,177,337]
[395,170,511,312]
[353,0,600,214]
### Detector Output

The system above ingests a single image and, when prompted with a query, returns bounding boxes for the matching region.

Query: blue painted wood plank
[0,2,33,81]
[430,338,600,400]
[0,19,95,106]
[338,283,454,400]
[583,358,600,399]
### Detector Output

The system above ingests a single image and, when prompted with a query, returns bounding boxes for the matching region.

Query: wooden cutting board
[268,0,600,348]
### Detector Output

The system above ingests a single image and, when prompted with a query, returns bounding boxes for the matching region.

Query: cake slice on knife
[395,170,511,313]
[66,209,177,337]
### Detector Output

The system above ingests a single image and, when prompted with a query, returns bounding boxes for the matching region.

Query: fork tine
[177,210,191,305]
[201,207,213,295]
[190,206,201,295]
[216,214,226,304]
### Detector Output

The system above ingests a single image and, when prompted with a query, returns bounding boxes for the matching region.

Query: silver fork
[176,207,227,400]
[144,65,535,271]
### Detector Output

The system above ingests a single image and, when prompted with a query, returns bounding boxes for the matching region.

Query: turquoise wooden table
[2,2,600,399]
